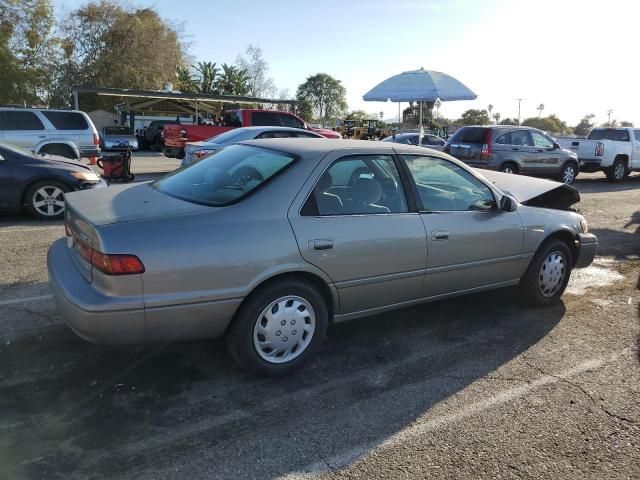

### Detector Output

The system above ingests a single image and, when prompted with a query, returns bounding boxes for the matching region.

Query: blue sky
[56,0,640,126]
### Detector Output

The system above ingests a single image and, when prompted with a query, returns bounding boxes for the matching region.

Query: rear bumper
[574,233,598,268]
[78,146,101,158]
[578,159,602,172]
[47,238,241,344]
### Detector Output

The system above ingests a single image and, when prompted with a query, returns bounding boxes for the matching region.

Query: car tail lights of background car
[93,133,100,145]
[66,225,145,275]
[480,129,493,160]
[595,142,604,156]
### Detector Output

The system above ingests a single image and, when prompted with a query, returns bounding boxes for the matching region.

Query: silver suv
[444,126,579,184]
[0,108,100,160]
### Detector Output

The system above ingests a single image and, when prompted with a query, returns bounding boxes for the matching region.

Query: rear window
[153,144,296,206]
[588,129,630,141]
[0,111,45,130]
[448,127,488,144]
[223,111,243,127]
[104,126,132,135]
[251,111,281,126]
[41,111,89,130]
[203,129,247,144]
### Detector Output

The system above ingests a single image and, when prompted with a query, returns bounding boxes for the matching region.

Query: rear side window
[635,130,640,141]
[153,144,296,206]
[510,130,533,146]
[278,114,304,129]
[41,111,89,130]
[448,127,488,144]
[0,111,45,130]
[495,133,511,145]
[251,111,281,126]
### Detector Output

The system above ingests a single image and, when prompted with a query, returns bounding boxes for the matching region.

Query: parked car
[163,109,341,159]
[557,127,640,182]
[99,126,138,151]
[0,107,100,161]
[444,126,579,184]
[0,142,105,219]
[137,120,176,151]
[48,139,596,376]
[381,132,446,150]
[182,126,324,166]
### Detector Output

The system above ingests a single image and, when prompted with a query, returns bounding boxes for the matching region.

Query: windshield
[104,126,132,135]
[203,129,248,144]
[153,144,296,206]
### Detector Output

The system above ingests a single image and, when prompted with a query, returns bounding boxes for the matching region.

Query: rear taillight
[93,133,100,145]
[480,129,493,160]
[76,238,144,275]
[595,142,604,156]
[65,223,73,237]
[193,150,212,159]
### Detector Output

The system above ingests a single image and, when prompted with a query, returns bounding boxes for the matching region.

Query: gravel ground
[0,153,638,480]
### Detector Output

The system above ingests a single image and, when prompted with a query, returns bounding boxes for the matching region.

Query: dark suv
[444,126,579,184]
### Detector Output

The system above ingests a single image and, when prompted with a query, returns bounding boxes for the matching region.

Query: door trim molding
[334,268,425,289]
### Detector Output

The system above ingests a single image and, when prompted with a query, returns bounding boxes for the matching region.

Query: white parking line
[282,350,628,478]
[0,295,53,306]
[0,227,62,234]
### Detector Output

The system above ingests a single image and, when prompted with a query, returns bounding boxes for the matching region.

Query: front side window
[0,111,45,131]
[279,114,304,129]
[402,155,496,212]
[154,144,295,206]
[304,155,408,216]
[531,131,554,148]
[42,111,88,130]
[510,130,533,146]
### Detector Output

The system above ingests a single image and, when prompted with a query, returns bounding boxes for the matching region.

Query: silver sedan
[48,139,597,376]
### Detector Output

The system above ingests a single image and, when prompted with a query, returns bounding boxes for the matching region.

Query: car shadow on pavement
[574,174,640,194]
[0,287,565,479]
[590,210,640,259]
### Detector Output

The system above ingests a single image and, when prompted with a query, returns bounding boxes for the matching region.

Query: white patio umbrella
[363,68,477,143]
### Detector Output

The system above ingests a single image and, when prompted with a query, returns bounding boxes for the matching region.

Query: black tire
[559,161,578,185]
[24,180,70,220]
[605,158,627,183]
[40,144,77,160]
[520,238,573,306]
[500,162,519,174]
[226,279,329,376]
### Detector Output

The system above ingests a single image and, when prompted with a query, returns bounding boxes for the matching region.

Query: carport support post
[418,101,424,145]
[195,99,199,124]
[73,90,79,110]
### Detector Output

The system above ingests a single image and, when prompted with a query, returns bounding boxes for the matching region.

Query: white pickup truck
[557,127,640,182]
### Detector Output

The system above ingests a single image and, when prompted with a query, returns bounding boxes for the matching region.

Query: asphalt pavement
[0,153,638,479]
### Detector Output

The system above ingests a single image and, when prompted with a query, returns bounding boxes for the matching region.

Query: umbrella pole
[398,102,401,132]
[418,101,423,145]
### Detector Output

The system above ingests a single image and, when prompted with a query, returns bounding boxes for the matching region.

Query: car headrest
[316,171,333,192]
[351,178,382,204]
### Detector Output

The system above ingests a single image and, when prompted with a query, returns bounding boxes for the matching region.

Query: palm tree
[217,64,251,96]
[537,103,545,118]
[493,112,501,124]
[487,104,493,121]
[195,61,219,94]
[175,65,197,93]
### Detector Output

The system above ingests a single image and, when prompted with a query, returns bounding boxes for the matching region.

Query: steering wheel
[231,166,263,186]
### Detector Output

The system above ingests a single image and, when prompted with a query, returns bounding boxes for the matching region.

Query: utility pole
[516,98,524,125]
[607,109,613,126]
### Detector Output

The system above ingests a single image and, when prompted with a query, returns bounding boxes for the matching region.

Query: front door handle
[311,239,334,250]
[512,147,520,151]
[39,135,46,138]
[431,230,450,241]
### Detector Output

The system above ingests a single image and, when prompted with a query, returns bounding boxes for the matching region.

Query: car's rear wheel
[500,162,518,174]
[520,238,572,306]
[226,279,328,376]
[24,180,70,220]
[559,161,578,184]
[605,158,627,183]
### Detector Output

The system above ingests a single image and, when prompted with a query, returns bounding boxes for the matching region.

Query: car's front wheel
[24,180,70,220]
[226,279,329,376]
[560,161,578,184]
[520,238,572,306]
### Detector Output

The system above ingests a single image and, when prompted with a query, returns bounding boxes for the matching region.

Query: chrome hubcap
[562,166,576,184]
[253,296,315,364]
[538,251,566,297]
[502,166,515,174]
[33,187,65,216]
[614,163,625,179]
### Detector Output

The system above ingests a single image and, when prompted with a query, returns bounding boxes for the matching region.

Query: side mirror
[500,195,518,212]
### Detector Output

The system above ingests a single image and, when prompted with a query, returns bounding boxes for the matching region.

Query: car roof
[239,138,449,157]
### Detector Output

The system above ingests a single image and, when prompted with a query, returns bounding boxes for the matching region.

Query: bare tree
[235,44,276,98]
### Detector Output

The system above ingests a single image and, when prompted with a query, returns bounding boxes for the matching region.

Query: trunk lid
[478,170,580,210]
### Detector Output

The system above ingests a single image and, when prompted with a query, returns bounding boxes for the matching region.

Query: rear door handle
[39,135,46,138]
[310,239,334,250]
[431,230,450,241]
[512,147,520,151]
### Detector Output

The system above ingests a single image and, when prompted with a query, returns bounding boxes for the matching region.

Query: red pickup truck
[162,109,341,158]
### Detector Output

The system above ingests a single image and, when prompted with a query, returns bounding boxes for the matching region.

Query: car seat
[344,178,390,214]
[315,172,343,215]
